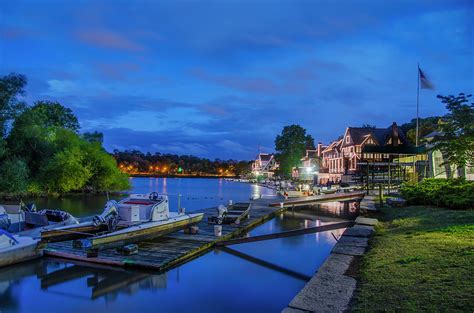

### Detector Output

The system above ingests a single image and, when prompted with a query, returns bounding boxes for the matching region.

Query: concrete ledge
[355,217,378,226]
[283,217,378,313]
[332,244,367,256]
[317,253,354,276]
[288,272,357,312]
[337,235,369,247]
[342,225,374,238]
[282,307,308,313]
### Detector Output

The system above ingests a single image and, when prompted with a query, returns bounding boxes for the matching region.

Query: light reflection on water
[0,178,360,313]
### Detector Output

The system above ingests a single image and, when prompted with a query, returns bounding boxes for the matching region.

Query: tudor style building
[251,152,279,178]
[319,122,412,183]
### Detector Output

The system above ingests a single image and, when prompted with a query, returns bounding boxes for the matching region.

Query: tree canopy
[274,124,314,178]
[0,73,130,196]
[430,93,474,177]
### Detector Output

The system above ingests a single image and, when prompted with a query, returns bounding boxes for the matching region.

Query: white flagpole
[416,63,420,147]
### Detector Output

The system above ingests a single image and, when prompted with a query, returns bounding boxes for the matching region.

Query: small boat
[320,188,337,195]
[0,203,78,236]
[270,191,366,208]
[43,192,204,250]
[0,229,42,267]
[208,202,251,225]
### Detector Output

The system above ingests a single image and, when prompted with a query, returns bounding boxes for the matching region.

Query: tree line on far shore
[113,150,252,177]
[0,73,130,196]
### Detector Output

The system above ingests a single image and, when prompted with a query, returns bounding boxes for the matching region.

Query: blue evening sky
[1,0,473,160]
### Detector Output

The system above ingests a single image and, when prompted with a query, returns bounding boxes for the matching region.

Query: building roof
[306,150,318,159]
[258,153,273,162]
[322,139,342,154]
[344,123,409,147]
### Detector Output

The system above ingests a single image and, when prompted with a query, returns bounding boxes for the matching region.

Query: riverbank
[129,173,237,178]
[353,206,474,311]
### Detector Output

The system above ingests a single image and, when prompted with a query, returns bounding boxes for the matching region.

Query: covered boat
[0,229,42,267]
[42,192,204,250]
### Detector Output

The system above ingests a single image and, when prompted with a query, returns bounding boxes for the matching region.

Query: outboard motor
[92,200,119,231]
[215,205,228,225]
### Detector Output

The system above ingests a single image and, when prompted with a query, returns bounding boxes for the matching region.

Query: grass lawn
[353,206,474,312]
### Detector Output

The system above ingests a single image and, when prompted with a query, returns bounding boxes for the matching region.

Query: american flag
[418,67,434,90]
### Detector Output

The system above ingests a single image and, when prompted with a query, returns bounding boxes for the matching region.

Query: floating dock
[43,198,286,272]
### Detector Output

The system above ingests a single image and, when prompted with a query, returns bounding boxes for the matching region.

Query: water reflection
[12,178,278,219]
[0,179,362,313]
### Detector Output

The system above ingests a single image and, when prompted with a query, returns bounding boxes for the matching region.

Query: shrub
[400,178,474,210]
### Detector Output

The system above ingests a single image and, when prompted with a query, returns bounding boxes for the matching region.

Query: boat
[42,192,204,250]
[320,188,337,195]
[0,229,42,267]
[269,191,366,208]
[0,203,78,236]
[208,202,251,225]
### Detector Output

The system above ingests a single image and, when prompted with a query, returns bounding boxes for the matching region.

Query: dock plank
[44,198,285,271]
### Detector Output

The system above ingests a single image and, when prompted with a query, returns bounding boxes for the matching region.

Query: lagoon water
[1,178,359,313]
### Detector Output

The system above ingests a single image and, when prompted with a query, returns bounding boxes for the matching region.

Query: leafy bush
[400,178,474,210]
[0,159,29,194]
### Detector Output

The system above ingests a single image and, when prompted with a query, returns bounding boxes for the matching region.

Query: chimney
[317,142,323,157]
[391,122,399,146]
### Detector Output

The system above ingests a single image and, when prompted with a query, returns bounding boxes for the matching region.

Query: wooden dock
[43,198,285,272]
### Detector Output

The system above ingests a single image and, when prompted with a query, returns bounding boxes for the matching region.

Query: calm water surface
[1,178,359,313]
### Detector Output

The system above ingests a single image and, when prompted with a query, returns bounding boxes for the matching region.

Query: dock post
[378,184,383,207]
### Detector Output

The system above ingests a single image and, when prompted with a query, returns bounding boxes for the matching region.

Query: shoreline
[128,174,238,178]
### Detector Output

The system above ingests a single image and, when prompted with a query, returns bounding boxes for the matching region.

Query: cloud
[76,29,146,52]
[94,62,142,80]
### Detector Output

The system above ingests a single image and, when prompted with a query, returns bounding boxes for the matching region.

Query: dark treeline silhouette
[113,150,251,177]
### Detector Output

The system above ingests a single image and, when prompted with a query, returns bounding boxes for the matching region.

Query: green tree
[25,101,79,132]
[0,159,29,194]
[401,116,442,144]
[83,141,130,191]
[274,124,315,178]
[39,146,92,194]
[83,131,104,143]
[431,93,474,178]
[0,73,27,138]
[7,101,80,171]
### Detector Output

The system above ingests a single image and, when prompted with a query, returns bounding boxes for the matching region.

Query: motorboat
[42,192,204,250]
[0,203,78,236]
[0,229,42,267]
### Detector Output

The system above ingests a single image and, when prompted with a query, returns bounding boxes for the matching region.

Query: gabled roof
[343,123,409,147]
[322,139,342,154]
[258,153,273,162]
[306,150,318,159]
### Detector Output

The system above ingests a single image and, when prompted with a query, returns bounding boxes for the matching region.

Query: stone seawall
[283,216,378,313]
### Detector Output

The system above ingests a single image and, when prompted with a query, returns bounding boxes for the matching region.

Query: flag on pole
[418,67,434,89]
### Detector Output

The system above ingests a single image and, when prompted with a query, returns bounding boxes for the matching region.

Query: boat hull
[76,213,204,250]
[40,222,110,243]
[0,236,42,267]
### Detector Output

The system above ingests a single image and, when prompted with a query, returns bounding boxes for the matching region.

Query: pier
[43,198,286,271]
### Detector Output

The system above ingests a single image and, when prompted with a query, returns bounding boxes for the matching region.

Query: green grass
[353,206,474,312]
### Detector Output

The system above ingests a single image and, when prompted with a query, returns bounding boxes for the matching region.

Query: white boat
[0,203,78,235]
[43,192,204,250]
[0,229,42,267]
